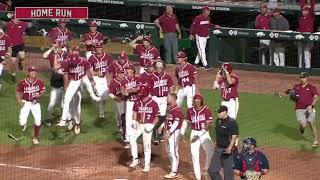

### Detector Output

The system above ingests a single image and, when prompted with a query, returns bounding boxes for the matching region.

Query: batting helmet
[193,94,204,105]
[222,63,232,73]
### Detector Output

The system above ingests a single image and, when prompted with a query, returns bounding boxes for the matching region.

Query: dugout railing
[208,27,320,75]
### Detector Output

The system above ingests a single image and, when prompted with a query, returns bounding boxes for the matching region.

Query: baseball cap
[89,21,97,27]
[95,42,104,48]
[302,6,311,11]
[273,7,281,13]
[27,66,37,73]
[154,61,165,68]
[177,51,186,58]
[202,6,210,11]
[193,94,204,102]
[217,105,228,113]
[299,72,309,78]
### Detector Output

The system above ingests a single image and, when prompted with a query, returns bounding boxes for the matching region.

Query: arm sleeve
[312,86,319,96]
[230,120,239,135]
[258,152,270,169]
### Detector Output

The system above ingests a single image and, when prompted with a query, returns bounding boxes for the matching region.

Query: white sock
[0,64,3,76]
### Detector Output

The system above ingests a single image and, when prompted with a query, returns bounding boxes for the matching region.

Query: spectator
[189,6,220,70]
[154,6,181,64]
[0,0,11,11]
[297,0,315,68]
[269,7,289,67]
[255,4,272,65]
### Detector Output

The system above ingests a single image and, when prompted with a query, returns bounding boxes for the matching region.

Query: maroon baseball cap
[202,6,210,11]
[89,21,97,27]
[193,94,204,104]
[177,51,186,58]
[95,42,104,48]
[302,6,311,11]
[27,66,37,73]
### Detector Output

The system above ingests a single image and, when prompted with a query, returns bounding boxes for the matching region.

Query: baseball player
[109,68,127,142]
[213,63,239,120]
[129,35,160,74]
[139,60,154,87]
[175,51,198,136]
[233,137,270,180]
[43,43,68,122]
[121,64,141,148]
[88,42,113,118]
[48,19,73,50]
[0,26,12,90]
[148,61,174,144]
[81,21,105,59]
[129,85,160,173]
[16,66,46,145]
[286,72,319,147]
[109,51,133,78]
[163,92,183,179]
[189,6,220,70]
[56,47,99,133]
[186,94,214,180]
[6,15,29,80]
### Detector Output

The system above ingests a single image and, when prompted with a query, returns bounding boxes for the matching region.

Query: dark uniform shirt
[50,71,64,88]
[215,116,239,149]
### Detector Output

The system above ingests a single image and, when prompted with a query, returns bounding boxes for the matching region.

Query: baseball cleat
[195,64,201,69]
[312,141,318,147]
[153,140,160,145]
[99,112,105,118]
[142,166,150,173]
[21,125,27,132]
[298,126,305,135]
[204,66,212,71]
[67,121,74,131]
[74,124,81,134]
[164,172,178,179]
[129,159,140,168]
[32,138,39,145]
[57,120,67,127]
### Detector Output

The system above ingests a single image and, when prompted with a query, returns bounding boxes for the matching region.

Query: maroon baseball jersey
[186,106,213,131]
[60,57,90,80]
[88,52,113,77]
[133,96,160,124]
[139,71,153,87]
[293,83,319,109]
[297,14,314,32]
[166,105,183,130]
[175,63,197,87]
[16,78,46,102]
[81,31,104,51]
[6,21,28,46]
[48,27,73,47]
[109,78,124,100]
[47,51,68,69]
[109,60,133,78]
[135,44,160,68]
[121,76,141,101]
[217,74,239,101]
[0,33,12,56]
[255,14,271,30]
[189,14,213,37]
[148,72,174,97]
[158,14,178,33]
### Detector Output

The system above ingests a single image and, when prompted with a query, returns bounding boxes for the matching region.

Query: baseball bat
[8,133,19,141]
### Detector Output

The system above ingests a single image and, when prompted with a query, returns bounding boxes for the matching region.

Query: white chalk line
[0,163,65,173]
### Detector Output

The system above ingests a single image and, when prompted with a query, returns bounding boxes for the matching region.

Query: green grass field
[0,72,319,152]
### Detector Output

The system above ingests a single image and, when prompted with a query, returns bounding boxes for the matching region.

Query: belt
[97,75,106,78]
[223,98,237,101]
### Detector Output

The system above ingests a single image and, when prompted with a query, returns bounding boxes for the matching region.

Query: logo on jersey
[24,85,40,93]
[191,114,206,122]
[140,52,154,60]
[69,66,84,73]
[138,106,153,113]
[178,70,189,78]
[154,79,168,88]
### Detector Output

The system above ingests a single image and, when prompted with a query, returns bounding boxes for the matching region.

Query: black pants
[208,147,234,180]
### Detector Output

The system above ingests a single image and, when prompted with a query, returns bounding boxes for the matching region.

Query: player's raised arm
[128,35,143,49]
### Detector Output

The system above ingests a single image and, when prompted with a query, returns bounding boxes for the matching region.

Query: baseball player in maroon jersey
[0,26,12,90]
[255,4,272,65]
[109,51,133,78]
[56,47,98,134]
[186,94,214,180]
[43,43,68,123]
[81,21,105,59]
[289,72,319,147]
[129,35,160,74]
[148,61,174,144]
[16,66,46,145]
[6,15,29,80]
[129,85,160,173]
[175,51,198,137]
[189,6,220,70]
[88,42,113,118]
[121,64,141,148]
[109,68,127,141]
[48,19,73,50]
[213,63,239,120]
[163,92,183,179]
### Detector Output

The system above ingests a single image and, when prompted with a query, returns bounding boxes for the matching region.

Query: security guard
[208,105,239,180]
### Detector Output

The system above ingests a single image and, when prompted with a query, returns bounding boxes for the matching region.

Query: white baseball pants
[19,101,41,127]
[221,98,239,120]
[47,87,64,119]
[125,101,135,142]
[166,130,180,173]
[115,101,126,128]
[152,96,167,116]
[93,76,109,115]
[194,35,208,67]
[61,79,82,120]
[190,130,214,180]
[177,85,195,136]
[130,123,154,167]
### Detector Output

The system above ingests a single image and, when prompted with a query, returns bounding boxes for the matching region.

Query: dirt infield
[2,52,320,179]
